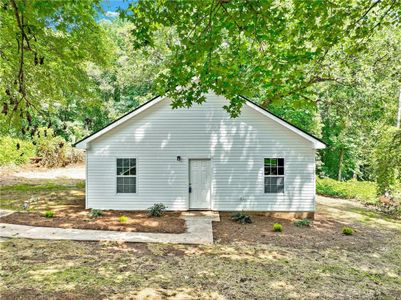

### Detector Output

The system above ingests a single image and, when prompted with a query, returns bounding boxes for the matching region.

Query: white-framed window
[264,158,284,193]
[116,158,136,193]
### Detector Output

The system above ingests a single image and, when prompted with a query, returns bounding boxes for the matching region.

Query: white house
[75,92,325,214]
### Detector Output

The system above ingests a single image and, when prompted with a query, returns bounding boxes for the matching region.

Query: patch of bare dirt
[0,208,186,234]
[0,288,104,300]
[213,211,399,251]
[0,163,85,186]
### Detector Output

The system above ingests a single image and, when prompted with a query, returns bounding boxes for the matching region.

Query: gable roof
[74,94,326,149]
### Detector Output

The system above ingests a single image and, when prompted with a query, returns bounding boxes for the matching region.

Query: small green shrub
[342,226,353,235]
[147,203,166,217]
[44,211,55,218]
[231,212,252,224]
[316,178,377,204]
[118,215,128,223]
[89,209,103,218]
[294,218,312,227]
[0,136,35,166]
[273,223,283,232]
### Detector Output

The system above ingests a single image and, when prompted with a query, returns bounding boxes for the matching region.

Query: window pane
[129,166,136,175]
[117,167,122,175]
[271,167,278,175]
[264,185,270,193]
[116,159,136,193]
[264,166,271,175]
[264,176,284,194]
[117,177,123,193]
[128,184,136,193]
[278,167,284,175]
[270,185,278,193]
[265,158,284,168]
[117,158,137,176]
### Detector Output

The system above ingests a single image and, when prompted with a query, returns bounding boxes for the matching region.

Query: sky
[100,0,134,18]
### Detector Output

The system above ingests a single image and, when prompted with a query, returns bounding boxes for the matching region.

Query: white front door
[189,159,211,210]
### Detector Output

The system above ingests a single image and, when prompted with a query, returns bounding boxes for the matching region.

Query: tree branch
[353,0,382,27]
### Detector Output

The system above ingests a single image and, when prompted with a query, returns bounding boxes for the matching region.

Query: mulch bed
[0,208,186,234]
[213,212,399,251]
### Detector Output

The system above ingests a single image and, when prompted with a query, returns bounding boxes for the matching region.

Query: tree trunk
[338,148,344,181]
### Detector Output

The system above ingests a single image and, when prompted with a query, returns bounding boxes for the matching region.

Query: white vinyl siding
[86,92,317,211]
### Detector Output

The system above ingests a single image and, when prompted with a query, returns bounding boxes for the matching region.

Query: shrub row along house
[75,92,325,216]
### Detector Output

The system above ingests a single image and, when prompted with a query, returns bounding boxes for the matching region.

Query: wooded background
[0,0,400,198]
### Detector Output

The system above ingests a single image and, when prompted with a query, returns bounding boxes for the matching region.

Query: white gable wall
[86,92,316,211]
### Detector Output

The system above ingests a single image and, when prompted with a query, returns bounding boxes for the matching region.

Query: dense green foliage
[0,129,83,167]
[316,178,377,204]
[0,1,400,200]
[373,127,401,196]
[0,0,111,134]
[123,0,398,116]
[317,28,401,182]
[0,136,35,166]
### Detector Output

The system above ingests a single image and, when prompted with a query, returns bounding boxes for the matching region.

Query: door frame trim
[188,158,212,210]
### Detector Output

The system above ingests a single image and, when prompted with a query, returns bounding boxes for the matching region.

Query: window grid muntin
[117,158,136,193]
[264,158,284,194]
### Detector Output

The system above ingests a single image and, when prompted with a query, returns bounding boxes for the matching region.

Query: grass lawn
[1,179,401,299]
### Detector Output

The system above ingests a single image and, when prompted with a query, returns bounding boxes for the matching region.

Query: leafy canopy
[123,0,399,116]
[0,0,111,132]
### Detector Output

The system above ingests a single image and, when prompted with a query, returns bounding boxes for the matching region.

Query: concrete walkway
[0,211,220,245]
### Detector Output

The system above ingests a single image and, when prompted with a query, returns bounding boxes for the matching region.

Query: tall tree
[123,0,400,116]
[0,0,111,133]
[317,26,401,180]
